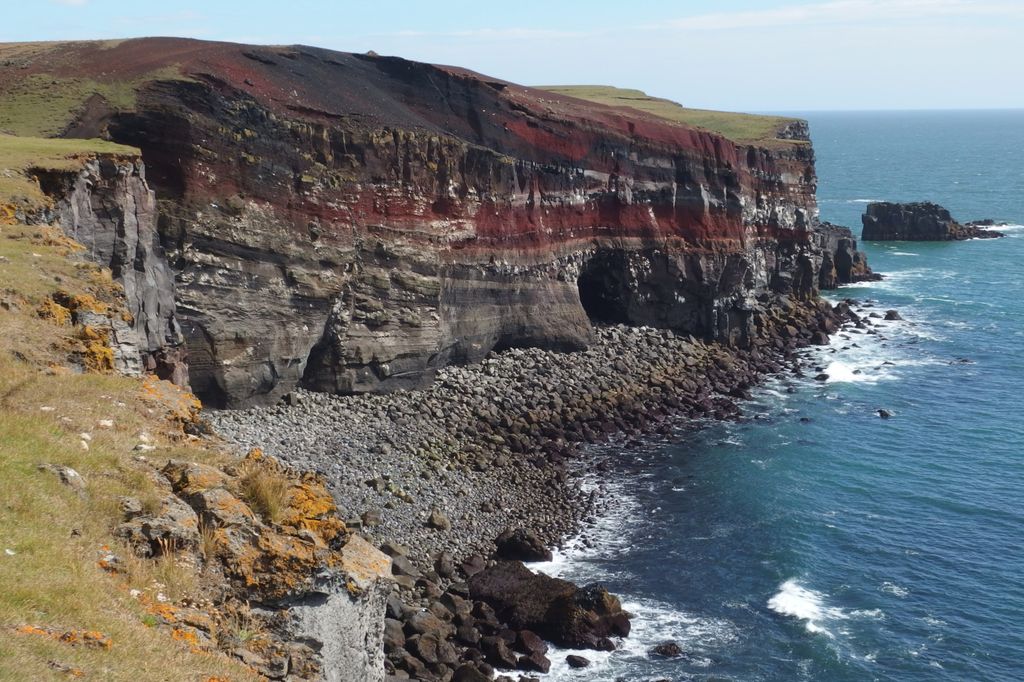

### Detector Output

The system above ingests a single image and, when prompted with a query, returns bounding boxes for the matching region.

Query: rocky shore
[209,294,866,680]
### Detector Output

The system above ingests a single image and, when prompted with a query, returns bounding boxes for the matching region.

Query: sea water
[538,110,1024,681]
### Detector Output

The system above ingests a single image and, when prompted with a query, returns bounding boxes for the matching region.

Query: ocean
[537,110,1024,680]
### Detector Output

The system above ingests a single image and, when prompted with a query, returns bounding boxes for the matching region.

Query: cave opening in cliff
[577,251,632,325]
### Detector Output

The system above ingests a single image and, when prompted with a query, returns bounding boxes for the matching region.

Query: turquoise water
[541,111,1024,681]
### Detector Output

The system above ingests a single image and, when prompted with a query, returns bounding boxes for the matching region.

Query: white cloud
[50,0,88,6]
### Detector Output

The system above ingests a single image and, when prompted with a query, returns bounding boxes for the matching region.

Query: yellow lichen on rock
[281,477,347,544]
[36,296,72,325]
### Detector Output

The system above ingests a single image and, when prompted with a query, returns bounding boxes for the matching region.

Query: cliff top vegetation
[539,85,803,146]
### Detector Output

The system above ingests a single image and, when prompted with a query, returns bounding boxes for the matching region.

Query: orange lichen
[78,325,115,372]
[53,290,110,316]
[141,376,203,428]
[37,296,72,325]
[281,480,346,543]
[15,625,112,649]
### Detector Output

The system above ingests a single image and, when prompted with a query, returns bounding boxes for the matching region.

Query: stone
[566,654,590,668]
[649,641,684,658]
[884,309,902,321]
[495,529,552,563]
[481,636,518,669]
[452,663,491,682]
[469,561,630,650]
[383,618,406,652]
[37,464,86,496]
[427,508,451,531]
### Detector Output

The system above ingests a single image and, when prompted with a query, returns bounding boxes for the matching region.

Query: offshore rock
[862,201,1005,241]
[4,38,871,407]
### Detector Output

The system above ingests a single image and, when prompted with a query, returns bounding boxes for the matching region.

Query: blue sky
[8,0,1024,111]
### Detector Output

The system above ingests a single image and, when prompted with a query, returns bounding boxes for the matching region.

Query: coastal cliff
[0,38,870,408]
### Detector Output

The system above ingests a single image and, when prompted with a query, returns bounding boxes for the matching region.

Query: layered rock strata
[862,201,1005,241]
[5,38,872,406]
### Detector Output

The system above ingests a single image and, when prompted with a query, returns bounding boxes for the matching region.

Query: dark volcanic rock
[495,528,553,562]
[469,560,630,650]
[649,641,684,658]
[566,654,591,668]
[862,202,1005,241]
[817,221,880,286]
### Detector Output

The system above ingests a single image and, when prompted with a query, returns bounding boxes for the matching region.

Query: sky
[6,0,1024,111]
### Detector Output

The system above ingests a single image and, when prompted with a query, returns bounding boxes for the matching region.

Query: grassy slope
[0,134,138,210]
[0,142,256,681]
[0,40,185,139]
[538,85,800,145]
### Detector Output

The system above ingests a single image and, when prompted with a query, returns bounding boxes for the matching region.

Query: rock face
[8,38,871,407]
[862,201,1005,241]
[32,157,188,382]
[817,222,879,287]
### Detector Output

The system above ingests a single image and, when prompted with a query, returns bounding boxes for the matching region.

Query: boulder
[495,528,552,562]
[469,560,631,650]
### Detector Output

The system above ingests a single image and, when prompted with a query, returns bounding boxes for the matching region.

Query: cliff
[0,38,867,407]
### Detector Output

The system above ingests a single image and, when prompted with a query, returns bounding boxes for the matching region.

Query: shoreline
[209,296,852,564]
[207,294,873,678]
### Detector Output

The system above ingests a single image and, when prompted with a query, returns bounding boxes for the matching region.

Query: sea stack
[861,201,1005,241]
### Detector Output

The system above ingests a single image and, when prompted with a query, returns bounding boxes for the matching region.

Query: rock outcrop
[30,157,188,382]
[2,38,872,407]
[114,451,392,681]
[816,221,879,287]
[862,201,1005,241]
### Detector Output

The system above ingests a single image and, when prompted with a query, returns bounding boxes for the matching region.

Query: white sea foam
[891,251,919,256]
[881,581,909,598]
[846,198,883,204]
[767,579,846,637]
[541,596,737,680]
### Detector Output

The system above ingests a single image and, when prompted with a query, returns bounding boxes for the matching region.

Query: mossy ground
[538,85,802,146]
[0,188,256,679]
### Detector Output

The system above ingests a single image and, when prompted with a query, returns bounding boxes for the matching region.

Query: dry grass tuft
[237,464,292,525]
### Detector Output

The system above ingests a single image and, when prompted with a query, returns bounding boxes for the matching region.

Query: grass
[537,85,803,145]
[0,66,186,139]
[0,134,138,209]
[0,218,257,679]
[237,464,291,525]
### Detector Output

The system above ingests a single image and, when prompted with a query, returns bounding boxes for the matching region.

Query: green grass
[0,211,256,680]
[0,134,138,207]
[537,85,802,145]
[0,66,185,139]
